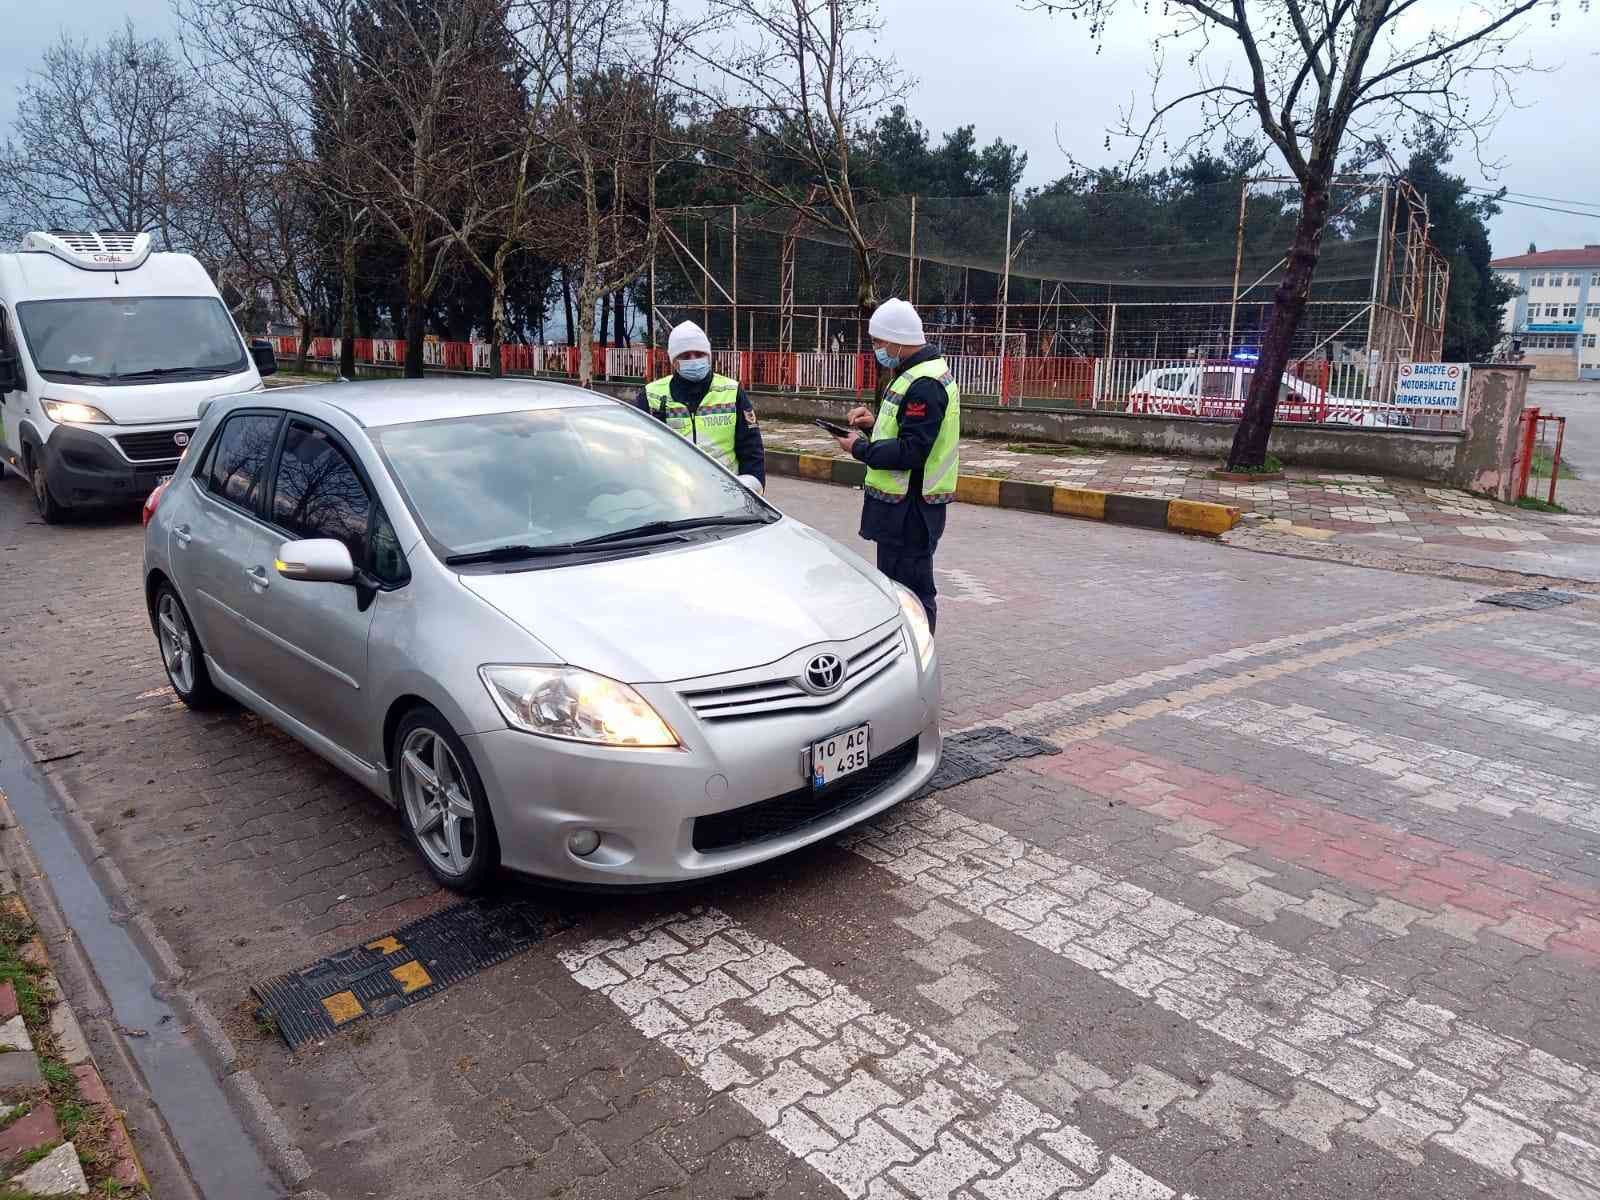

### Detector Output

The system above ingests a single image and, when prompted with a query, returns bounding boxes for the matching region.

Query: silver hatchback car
[142,379,941,891]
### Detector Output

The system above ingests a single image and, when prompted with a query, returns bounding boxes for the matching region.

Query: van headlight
[895,586,935,669]
[42,399,113,425]
[479,665,679,747]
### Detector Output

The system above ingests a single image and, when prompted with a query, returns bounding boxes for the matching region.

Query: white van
[0,231,277,522]
[1123,364,1411,428]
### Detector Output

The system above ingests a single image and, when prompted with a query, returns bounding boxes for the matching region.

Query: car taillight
[142,480,167,527]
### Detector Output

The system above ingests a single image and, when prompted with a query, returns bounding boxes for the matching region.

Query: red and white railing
[266,336,1462,430]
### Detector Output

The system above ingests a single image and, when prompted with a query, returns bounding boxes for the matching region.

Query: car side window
[1200,370,1235,397]
[206,413,281,510]
[369,506,408,585]
[272,421,373,563]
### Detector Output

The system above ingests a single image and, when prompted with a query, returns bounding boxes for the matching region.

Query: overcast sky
[4,0,1597,257]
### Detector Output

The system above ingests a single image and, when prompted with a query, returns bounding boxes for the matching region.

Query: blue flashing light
[1231,348,1260,364]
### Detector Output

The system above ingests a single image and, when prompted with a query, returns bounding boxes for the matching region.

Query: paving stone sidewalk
[762,418,1600,579]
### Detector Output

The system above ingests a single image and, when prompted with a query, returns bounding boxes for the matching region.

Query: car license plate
[811,724,870,790]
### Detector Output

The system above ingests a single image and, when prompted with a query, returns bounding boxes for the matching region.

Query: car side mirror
[0,352,20,394]
[250,339,278,378]
[275,538,355,583]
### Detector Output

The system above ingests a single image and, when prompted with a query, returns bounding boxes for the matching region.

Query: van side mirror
[250,339,278,378]
[0,353,20,394]
[275,538,354,583]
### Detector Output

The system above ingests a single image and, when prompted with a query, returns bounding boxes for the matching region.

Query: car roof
[251,376,614,428]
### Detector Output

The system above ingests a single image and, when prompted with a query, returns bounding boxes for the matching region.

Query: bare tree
[1033,0,1588,469]
[440,0,568,378]
[0,22,207,246]
[190,119,329,371]
[178,0,373,378]
[333,0,522,376]
[679,0,905,318]
[542,0,677,386]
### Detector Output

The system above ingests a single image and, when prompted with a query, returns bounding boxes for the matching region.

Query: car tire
[392,706,501,893]
[29,455,66,524]
[152,583,223,709]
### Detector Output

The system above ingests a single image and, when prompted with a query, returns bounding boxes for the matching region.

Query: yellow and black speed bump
[253,896,574,1048]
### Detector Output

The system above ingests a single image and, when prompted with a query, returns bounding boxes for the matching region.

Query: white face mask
[676,358,711,382]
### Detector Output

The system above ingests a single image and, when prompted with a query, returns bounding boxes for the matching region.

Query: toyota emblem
[802,653,845,694]
[173,431,190,448]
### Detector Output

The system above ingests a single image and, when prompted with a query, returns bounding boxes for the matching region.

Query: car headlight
[895,585,935,670]
[42,399,113,425]
[479,665,679,747]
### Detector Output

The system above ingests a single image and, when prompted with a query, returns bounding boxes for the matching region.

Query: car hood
[40,369,260,425]
[458,519,898,683]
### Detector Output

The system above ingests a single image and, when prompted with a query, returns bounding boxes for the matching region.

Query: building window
[1528,304,1542,319]
[1588,305,1600,318]
[1531,275,1546,288]
[1587,335,1598,349]
[1592,273,1600,288]
[1564,304,1579,319]
[1569,274,1583,288]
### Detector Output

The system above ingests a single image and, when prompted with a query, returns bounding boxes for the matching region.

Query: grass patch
[0,912,127,1196]
[1529,447,1578,480]
[1516,496,1568,513]
[1223,454,1284,476]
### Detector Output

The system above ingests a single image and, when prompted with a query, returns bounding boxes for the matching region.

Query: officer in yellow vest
[635,320,765,491]
[833,299,960,633]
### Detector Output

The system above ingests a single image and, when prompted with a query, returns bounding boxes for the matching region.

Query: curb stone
[765,449,1241,537]
[0,867,147,1196]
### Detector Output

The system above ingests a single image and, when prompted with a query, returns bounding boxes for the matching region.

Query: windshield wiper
[571,513,772,548]
[116,366,227,381]
[444,514,772,566]
[42,369,112,382]
[443,543,581,566]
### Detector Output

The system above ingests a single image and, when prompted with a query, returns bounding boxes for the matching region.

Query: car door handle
[174,524,192,547]
[244,565,270,590]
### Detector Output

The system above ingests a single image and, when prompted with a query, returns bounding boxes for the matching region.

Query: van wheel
[28,455,66,524]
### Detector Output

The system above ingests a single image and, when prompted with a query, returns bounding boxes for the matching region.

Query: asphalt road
[0,473,1597,1200]
[1528,379,1600,513]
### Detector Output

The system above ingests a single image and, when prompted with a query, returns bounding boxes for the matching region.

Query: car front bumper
[463,649,941,886]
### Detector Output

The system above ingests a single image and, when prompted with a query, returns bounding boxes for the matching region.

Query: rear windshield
[15,296,248,385]
[372,404,768,558]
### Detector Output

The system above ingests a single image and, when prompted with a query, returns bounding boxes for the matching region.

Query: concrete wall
[540,367,1533,496]
[1455,363,1532,501]
[1526,352,1579,382]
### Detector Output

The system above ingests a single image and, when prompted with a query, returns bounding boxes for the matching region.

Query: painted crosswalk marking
[841,798,1600,1198]
[1175,696,1600,835]
[1336,666,1600,742]
[936,567,1004,607]
[978,602,1478,737]
[1499,630,1600,669]
[559,908,1181,1200]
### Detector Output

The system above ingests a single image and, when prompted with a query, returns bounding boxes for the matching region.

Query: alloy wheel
[157,593,196,695]
[399,727,478,877]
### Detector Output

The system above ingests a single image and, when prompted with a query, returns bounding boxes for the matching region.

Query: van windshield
[15,297,248,385]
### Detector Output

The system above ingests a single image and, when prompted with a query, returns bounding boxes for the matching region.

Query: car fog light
[568,829,601,857]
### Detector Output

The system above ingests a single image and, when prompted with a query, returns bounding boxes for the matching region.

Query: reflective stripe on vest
[644,374,740,473]
[863,357,961,504]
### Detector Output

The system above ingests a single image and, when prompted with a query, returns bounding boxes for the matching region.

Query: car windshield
[372,403,774,560]
[15,296,248,385]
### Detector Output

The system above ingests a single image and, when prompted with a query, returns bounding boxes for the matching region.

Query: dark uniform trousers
[876,543,938,633]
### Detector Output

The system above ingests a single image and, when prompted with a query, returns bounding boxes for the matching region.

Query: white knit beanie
[667,320,712,360]
[868,298,925,346]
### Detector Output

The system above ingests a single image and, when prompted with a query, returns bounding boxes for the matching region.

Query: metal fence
[269,336,1465,431]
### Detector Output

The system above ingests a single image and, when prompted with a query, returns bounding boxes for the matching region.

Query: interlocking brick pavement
[0,470,1598,1199]
[762,417,1600,578]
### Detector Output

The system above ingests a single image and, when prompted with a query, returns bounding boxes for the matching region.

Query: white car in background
[1125,364,1411,428]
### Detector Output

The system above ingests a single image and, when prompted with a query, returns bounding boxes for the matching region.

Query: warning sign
[1394,362,1467,410]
